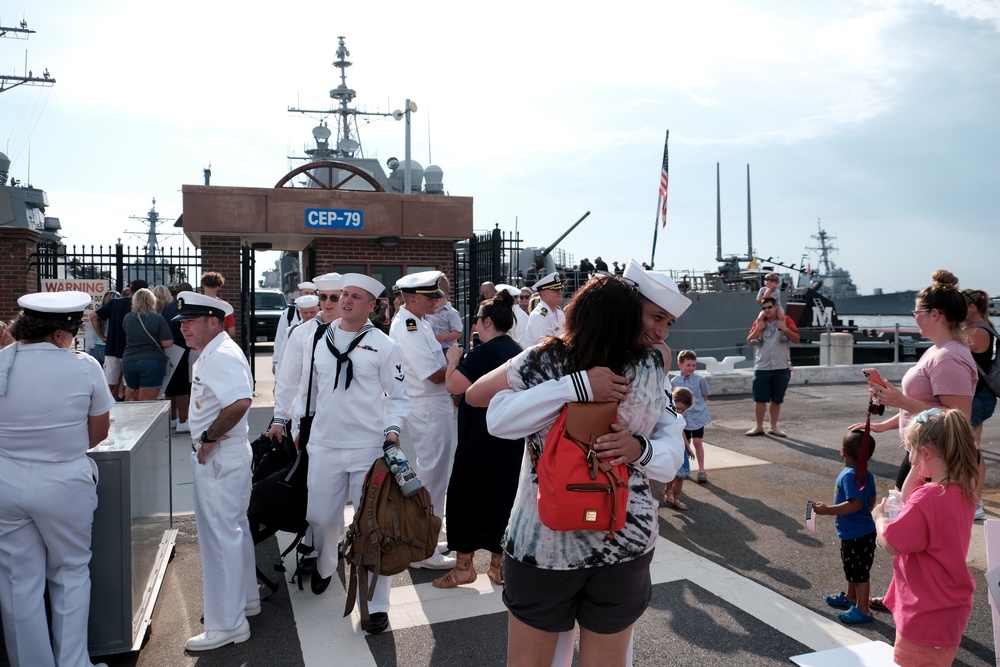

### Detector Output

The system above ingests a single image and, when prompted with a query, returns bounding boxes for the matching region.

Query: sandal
[663,489,675,505]
[670,498,689,511]
[487,553,503,585]
[869,596,889,612]
[431,552,477,589]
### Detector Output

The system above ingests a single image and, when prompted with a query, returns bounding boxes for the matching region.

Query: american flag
[658,130,669,228]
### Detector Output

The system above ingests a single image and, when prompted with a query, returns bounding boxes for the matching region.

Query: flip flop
[869,597,889,612]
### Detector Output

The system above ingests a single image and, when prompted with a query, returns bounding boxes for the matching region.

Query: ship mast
[807,219,838,276]
[287,36,395,160]
[124,198,178,259]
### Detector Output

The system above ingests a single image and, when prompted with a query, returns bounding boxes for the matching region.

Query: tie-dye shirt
[502,345,667,570]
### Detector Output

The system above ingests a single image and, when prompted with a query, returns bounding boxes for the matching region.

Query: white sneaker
[175,421,191,433]
[185,619,251,651]
[410,551,456,570]
[975,500,985,520]
[170,418,178,429]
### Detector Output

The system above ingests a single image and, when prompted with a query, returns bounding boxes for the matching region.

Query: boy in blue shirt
[812,430,877,624]
[670,350,711,483]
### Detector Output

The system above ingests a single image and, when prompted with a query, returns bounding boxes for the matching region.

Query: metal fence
[30,241,202,291]
[453,227,522,346]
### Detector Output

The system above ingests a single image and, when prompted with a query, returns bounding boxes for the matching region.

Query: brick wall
[0,228,41,322]
[198,235,244,340]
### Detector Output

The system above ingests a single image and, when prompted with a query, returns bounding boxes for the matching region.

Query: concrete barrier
[676,361,916,396]
[818,332,854,365]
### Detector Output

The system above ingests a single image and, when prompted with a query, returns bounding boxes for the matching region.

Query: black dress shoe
[311,572,332,595]
[365,612,389,635]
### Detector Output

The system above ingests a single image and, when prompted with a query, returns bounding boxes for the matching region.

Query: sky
[2,0,999,297]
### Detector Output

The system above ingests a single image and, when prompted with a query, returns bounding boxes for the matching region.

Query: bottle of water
[382,440,423,497]
[885,490,904,522]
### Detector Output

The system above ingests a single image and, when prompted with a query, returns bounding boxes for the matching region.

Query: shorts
[971,384,996,428]
[502,549,653,634]
[752,368,791,404]
[164,348,191,397]
[840,532,876,583]
[103,355,122,384]
[893,630,958,667]
[122,358,167,390]
[683,427,705,440]
[676,447,690,479]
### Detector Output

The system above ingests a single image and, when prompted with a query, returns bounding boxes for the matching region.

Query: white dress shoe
[245,600,261,617]
[175,421,191,433]
[185,619,251,651]
[410,551,456,570]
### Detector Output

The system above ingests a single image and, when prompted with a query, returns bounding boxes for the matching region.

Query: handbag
[136,314,182,398]
[528,401,629,542]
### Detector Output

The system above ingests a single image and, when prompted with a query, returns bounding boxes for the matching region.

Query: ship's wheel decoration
[274,160,384,192]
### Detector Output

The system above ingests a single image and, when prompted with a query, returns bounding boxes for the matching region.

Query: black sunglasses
[318,294,340,302]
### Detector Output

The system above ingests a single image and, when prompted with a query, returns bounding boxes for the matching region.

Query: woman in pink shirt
[873,408,978,666]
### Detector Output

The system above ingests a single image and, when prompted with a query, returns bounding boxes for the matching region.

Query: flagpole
[649,130,669,269]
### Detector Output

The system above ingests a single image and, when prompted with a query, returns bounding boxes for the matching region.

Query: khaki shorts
[103,355,122,384]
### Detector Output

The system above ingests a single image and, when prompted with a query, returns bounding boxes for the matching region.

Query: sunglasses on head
[318,294,340,302]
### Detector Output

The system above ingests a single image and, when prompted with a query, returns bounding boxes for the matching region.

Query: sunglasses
[318,294,340,302]
[519,295,530,300]
[761,305,774,311]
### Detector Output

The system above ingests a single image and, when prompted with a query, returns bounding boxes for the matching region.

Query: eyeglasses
[472,315,486,323]
[911,309,928,317]
[318,294,340,302]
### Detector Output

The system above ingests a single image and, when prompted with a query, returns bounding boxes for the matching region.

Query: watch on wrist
[200,430,218,444]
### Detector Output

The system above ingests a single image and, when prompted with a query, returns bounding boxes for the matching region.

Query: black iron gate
[452,226,521,346]
[30,241,202,293]
[241,244,257,379]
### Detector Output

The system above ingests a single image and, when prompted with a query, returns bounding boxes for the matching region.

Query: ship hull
[833,291,919,316]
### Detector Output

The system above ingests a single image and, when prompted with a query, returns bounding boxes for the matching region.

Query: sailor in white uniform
[272,281,317,373]
[296,274,410,633]
[270,293,320,372]
[0,291,114,667]
[388,270,457,570]
[497,283,530,348]
[174,292,257,652]
[524,272,566,345]
[479,260,693,667]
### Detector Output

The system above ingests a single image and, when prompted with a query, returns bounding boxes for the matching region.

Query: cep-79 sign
[305,208,364,229]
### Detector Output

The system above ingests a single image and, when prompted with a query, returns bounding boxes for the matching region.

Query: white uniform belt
[191,436,249,452]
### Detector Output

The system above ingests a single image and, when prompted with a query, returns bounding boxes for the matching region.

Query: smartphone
[861,368,888,388]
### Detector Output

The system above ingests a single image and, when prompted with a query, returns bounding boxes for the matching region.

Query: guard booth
[180,160,474,365]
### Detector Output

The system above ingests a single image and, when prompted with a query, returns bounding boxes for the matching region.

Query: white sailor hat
[622,258,691,318]
[533,272,563,292]
[172,291,234,321]
[18,291,90,324]
[395,270,445,298]
[313,273,342,291]
[496,284,520,297]
[297,281,317,292]
[294,295,320,309]
[340,273,386,300]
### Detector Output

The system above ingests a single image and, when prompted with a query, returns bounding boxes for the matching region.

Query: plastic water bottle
[885,490,904,522]
[382,440,423,497]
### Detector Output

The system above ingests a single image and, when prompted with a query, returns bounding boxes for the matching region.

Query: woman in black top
[434,290,523,588]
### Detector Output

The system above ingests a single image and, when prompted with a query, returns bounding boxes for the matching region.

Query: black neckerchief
[324,323,372,390]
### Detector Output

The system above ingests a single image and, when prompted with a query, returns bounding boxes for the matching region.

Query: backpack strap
[304,321,332,417]
[286,305,297,325]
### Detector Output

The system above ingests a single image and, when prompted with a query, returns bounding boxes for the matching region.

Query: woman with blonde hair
[121,288,174,401]
[152,284,173,313]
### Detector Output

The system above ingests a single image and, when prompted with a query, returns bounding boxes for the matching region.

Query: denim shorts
[752,368,791,404]
[502,549,653,634]
[971,384,997,428]
[122,358,167,390]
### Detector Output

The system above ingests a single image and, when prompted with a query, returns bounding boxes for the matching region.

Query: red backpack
[529,402,629,542]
